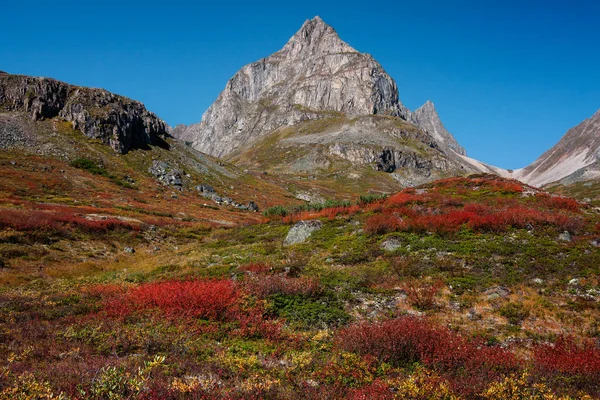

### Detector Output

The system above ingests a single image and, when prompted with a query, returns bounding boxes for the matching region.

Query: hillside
[1,173,599,399]
[174,17,504,196]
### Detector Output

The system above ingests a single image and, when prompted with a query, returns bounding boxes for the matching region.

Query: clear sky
[2,0,599,169]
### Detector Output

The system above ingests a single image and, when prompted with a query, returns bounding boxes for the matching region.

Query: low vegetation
[1,173,599,399]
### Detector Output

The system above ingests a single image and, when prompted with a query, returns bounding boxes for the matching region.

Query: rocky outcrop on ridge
[0,71,168,153]
[411,100,466,156]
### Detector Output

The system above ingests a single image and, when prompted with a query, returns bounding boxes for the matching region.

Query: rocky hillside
[174,17,504,194]
[513,109,600,187]
[410,100,466,155]
[0,71,168,153]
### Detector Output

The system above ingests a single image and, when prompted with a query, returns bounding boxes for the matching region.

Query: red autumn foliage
[239,262,273,275]
[244,275,323,298]
[533,336,600,393]
[0,208,139,233]
[336,316,519,396]
[104,279,238,320]
[402,280,444,310]
[283,205,361,224]
[347,380,395,400]
[534,193,582,212]
[364,214,403,235]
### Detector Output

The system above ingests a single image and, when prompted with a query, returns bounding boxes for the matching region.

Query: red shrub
[385,192,420,207]
[402,280,444,310]
[347,379,394,400]
[336,317,519,396]
[283,205,362,224]
[533,336,600,393]
[364,214,403,235]
[104,279,238,320]
[535,193,581,212]
[0,208,139,233]
[239,262,273,275]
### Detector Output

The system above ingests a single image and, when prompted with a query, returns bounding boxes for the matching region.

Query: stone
[196,183,215,193]
[124,247,135,254]
[558,231,573,242]
[0,72,167,153]
[380,238,401,252]
[284,220,323,246]
[485,286,510,300]
[247,201,259,212]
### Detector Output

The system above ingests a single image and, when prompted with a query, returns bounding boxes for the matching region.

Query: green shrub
[71,158,108,176]
[499,302,530,325]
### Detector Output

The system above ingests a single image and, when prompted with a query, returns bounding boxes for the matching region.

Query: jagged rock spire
[411,100,466,156]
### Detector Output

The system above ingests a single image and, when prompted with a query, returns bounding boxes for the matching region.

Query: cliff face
[177,16,410,158]
[411,100,466,156]
[0,71,167,153]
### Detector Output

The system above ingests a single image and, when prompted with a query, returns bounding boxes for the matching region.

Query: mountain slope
[177,16,410,158]
[513,109,600,187]
[175,16,503,195]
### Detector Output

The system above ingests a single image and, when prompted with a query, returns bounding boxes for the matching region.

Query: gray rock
[558,231,573,242]
[149,160,183,187]
[410,100,466,155]
[124,247,135,254]
[0,72,167,153]
[380,238,401,252]
[485,286,510,300]
[284,219,323,246]
[196,183,215,193]
[568,278,580,286]
[247,201,259,212]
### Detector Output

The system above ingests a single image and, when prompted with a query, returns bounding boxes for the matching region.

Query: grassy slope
[1,174,599,399]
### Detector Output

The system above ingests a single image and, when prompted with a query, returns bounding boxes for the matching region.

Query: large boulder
[284,220,323,246]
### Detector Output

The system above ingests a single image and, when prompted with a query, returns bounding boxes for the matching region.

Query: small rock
[590,239,600,247]
[284,220,323,246]
[558,231,572,242]
[568,278,580,286]
[124,247,135,254]
[196,183,215,193]
[380,238,401,252]
[531,278,544,285]
[247,201,259,212]
[485,286,510,300]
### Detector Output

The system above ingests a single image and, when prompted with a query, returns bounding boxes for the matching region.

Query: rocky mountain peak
[411,100,466,156]
[176,16,411,158]
[280,16,357,58]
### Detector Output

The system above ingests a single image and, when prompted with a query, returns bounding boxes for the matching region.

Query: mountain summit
[176,16,410,158]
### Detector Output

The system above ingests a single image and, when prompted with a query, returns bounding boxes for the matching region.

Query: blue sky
[2,0,599,169]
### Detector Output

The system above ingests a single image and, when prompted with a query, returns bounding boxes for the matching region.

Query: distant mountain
[175,16,500,191]
[410,100,466,156]
[513,110,600,187]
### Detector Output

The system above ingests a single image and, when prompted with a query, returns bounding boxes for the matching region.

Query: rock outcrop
[176,16,410,158]
[0,71,168,153]
[411,100,466,155]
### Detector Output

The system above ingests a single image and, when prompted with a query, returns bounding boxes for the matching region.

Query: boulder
[284,220,323,246]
